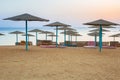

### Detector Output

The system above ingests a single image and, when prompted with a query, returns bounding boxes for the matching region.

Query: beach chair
[84,41,96,48]
[100,42,116,49]
[102,46,116,49]
[40,45,56,48]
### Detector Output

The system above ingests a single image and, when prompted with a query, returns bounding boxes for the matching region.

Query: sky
[0,0,120,45]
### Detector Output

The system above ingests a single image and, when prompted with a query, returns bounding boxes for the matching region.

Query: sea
[0,27,56,46]
[0,26,119,46]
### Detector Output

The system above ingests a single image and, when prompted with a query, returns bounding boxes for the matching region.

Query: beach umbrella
[115,33,120,36]
[89,29,110,46]
[109,34,120,46]
[88,32,105,46]
[88,25,116,28]
[66,30,77,42]
[73,33,82,42]
[61,30,78,45]
[61,30,77,41]
[22,34,34,42]
[88,32,105,36]
[9,31,24,45]
[61,30,77,37]
[0,33,4,45]
[41,31,54,40]
[45,22,70,47]
[109,34,120,41]
[0,33,5,45]
[68,32,78,46]
[84,19,118,52]
[48,34,56,41]
[65,30,78,35]
[0,33,5,36]
[29,29,43,46]
[109,33,120,42]
[57,27,76,46]
[3,13,49,51]
[89,28,110,32]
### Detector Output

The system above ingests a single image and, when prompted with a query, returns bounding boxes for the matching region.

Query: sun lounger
[40,45,66,48]
[15,41,32,46]
[84,46,96,48]
[40,45,56,48]
[58,45,66,48]
[102,46,116,49]
[83,41,96,48]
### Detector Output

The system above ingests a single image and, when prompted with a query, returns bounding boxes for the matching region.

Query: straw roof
[29,29,43,32]
[22,34,34,37]
[3,13,49,21]
[0,33,4,35]
[58,27,70,30]
[9,31,24,34]
[66,28,76,31]
[61,31,78,35]
[41,31,54,34]
[84,19,118,26]
[48,34,56,37]
[115,33,120,35]
[88,25,116,28]
[56,27,76,31]
[109,34,120,37]
[45,22,70,27]
[73,33,82,36]
[89,28,110,32]
[88,32,105,36]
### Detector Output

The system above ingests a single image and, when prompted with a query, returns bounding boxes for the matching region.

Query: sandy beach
[0,46,120,80]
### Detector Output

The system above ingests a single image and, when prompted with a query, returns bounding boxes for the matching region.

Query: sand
[0,46,120,80]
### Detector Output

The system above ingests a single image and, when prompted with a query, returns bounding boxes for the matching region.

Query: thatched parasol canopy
[0,33,5,35]
[84,19,118,26]
[109,34,120,41]
[22,34,34,42]
[3,13,49,51]
[84,19,118,52]
[45,21,70,47]
[9,31,24,45]
[89,28,110,32]
[41,31,54,40]
[48,34,56,41]
[29,29,44,45]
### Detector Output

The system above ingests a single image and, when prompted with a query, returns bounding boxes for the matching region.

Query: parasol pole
[25,20,28,51]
